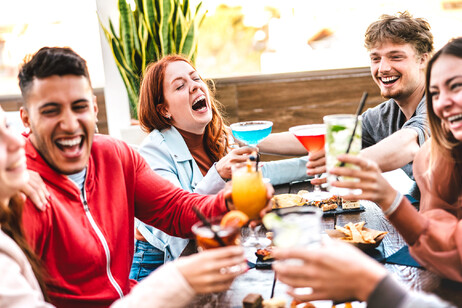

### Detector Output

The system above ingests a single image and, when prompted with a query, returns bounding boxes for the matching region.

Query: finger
[22,186,46,211]
[309,177,326,185]
[306,166,327,177]
[307,148,325,160]
[306,156,326,169]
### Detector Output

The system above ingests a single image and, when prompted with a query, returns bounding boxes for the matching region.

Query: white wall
[95,0,131,140]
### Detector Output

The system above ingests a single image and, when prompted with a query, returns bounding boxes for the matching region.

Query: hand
[215,146,256,180]
[272,241,387,302]
[306,149,327,185]
[328,154,396,210]
[21,170,50,211]
[223,181,274,227]
[175,246,247,294]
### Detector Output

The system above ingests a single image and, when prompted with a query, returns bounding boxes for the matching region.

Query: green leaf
[118,0,134,68]
[98,0,203,120]
[330,125,347,132]
[110,38,136,78]
[159,0,174,56]
[142,0,156,36]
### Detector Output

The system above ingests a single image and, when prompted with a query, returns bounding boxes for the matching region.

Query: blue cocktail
[230,121,273,146]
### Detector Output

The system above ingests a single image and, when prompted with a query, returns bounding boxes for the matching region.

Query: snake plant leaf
[110,38,137,79]
[182,0,190,18]
[138,15,149,73]
[159,0,174,56]
[129,7,141,60]
[99,0,204,120]
[118,0,134,68]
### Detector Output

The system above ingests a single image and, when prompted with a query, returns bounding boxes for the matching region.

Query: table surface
[188,180,462,308]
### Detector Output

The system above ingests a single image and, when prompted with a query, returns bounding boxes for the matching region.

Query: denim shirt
[136,126,310,261]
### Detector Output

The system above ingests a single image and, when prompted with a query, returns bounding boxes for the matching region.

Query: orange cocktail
[231,163,267,221]
[192,217,241,250]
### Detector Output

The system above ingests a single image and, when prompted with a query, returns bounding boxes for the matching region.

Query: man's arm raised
[360,128,420,172]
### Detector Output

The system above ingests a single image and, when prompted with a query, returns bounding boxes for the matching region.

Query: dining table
[186,177,462,308]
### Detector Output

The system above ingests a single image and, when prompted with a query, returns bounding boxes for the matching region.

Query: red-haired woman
[131,55,309,280]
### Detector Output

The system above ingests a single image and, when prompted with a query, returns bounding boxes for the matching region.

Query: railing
[0,67,382,137]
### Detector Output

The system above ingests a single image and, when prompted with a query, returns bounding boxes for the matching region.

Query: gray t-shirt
[361,95,429,180]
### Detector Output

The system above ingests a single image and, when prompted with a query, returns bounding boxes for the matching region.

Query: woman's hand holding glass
[328,154,398,210]
[215,146,256,180]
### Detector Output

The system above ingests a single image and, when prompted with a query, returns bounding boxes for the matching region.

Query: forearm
[360,128,419,172]
[258,132,308,156]
[387,198,427,246]
[111,262,195,308]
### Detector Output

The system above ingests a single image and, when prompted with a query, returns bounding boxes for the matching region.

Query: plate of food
[325,221,387,251]
[271,190,364,216]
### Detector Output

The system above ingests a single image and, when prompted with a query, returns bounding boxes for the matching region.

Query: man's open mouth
[380,76,400,85]
[192,96,207,111]
[55,136,83,152]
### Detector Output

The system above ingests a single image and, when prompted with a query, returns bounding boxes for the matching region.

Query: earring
[166,115,172,120]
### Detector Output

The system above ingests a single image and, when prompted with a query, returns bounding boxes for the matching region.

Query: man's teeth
[56,137,82,147]
[381,76,399,83]
[448,114,462,123]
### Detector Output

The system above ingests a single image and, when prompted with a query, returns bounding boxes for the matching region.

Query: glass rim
[191,216,239,234]
[273,206,323,217]
[230,120,273,129]
[288,124,326,132]
[323,114,362,121]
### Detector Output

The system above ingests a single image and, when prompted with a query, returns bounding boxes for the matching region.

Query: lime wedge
[262,212,282,230]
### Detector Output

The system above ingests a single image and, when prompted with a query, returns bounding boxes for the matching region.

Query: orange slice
[220,210,249,228]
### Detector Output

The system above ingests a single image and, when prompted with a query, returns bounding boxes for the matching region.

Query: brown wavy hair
[425,37,462,172]
[138,55,229,162]
[364,11,434,57]
[0,194,49,301]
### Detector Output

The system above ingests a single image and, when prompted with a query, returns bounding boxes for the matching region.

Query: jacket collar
[160,126,195,163]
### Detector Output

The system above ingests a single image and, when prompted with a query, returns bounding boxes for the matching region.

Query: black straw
[249,152,259,172]
[270,272,277,298]
[339,92,368,167]
[192,206,226,247]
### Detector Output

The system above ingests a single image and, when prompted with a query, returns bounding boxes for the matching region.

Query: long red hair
[138,55,229,162]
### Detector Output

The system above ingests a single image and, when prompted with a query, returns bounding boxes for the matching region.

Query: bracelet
[383,191,403,217]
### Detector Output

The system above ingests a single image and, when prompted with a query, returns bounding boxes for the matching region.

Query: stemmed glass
[289,124,333,201]
[229,121,273,248]
[229,121,273,147]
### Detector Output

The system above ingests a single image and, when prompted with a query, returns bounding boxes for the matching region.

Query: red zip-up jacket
[22,135,227,308]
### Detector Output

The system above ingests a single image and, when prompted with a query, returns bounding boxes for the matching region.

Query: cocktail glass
[289,124,333,201]
[191,216,241,251]
[272,206,322,264]
[323,114,362,196]
[230,121,273,147]
[231,162,269,248]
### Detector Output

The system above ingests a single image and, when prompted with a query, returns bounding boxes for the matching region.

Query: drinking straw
[270,272,277,298]
[249,151,259,172]
[339,91,368,167]
[192,206,226,247]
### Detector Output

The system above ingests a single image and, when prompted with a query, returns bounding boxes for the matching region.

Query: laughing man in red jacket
[18,47,273,308]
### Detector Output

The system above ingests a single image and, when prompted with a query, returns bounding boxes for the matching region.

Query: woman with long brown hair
[328,37,462,282]
[0,107,51,306]
[131,55,309,280]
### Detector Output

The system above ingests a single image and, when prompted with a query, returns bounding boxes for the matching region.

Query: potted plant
[99,0,206,120]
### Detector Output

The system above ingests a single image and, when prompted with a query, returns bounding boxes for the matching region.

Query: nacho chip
[272,194,305,209]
